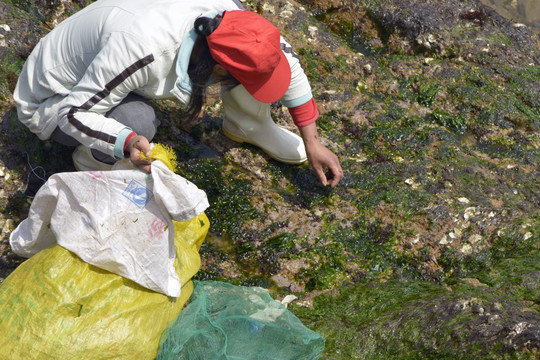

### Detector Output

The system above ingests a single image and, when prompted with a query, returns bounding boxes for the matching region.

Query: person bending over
[14,0,343,187]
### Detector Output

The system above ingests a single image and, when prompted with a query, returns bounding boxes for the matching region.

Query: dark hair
[184,15,238,122]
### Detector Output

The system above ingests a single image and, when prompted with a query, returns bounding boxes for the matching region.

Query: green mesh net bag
[156,281,325,360]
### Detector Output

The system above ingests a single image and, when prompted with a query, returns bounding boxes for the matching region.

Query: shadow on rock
[0,108,75,197]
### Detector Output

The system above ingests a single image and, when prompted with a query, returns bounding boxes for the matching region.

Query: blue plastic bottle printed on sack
[122,179,154,209]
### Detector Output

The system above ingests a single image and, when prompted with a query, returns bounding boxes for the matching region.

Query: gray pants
[50,93,160,164]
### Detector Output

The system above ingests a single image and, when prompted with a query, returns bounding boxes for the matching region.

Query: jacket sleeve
[278,36,318,126]
[288,97,319,127]
[57,32,155,159]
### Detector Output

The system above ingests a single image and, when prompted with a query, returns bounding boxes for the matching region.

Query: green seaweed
[0,54,24,102]
[426,109,469,135]
[176,158,259,237]
[293,274,539,359]
[416,82,441,107]
[1,0,539,358]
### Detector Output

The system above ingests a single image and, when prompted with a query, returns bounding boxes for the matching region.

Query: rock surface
[0,0,538,358]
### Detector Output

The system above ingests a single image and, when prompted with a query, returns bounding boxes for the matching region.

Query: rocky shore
[0,0,538,358]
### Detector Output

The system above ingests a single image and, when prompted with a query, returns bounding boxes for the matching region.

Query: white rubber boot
[72,145,113,171]
[221,85,307,164]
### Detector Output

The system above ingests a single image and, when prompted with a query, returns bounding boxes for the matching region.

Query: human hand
[298,123,343,187]
[127,135,153,173]
[305,141,343,187]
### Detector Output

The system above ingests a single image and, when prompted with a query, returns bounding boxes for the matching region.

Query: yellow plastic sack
[0,212,209,360]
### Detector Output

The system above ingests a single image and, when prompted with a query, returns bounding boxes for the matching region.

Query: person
[13,0,343,187]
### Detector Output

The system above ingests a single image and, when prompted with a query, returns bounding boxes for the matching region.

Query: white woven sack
[10,160,209,297]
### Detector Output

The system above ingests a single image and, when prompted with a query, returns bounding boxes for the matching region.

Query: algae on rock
[0,0,538,358]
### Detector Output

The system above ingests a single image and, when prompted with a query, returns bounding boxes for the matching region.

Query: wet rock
[390,296,540,354]
[303,0,540,64]
[1,0,539,358]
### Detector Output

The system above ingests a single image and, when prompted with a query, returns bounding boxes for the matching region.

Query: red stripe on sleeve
[288,98,319,127]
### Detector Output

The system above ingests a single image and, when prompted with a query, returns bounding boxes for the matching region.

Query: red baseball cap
[207,10,291,103]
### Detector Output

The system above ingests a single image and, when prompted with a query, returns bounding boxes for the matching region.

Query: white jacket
[14,0,313,159]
